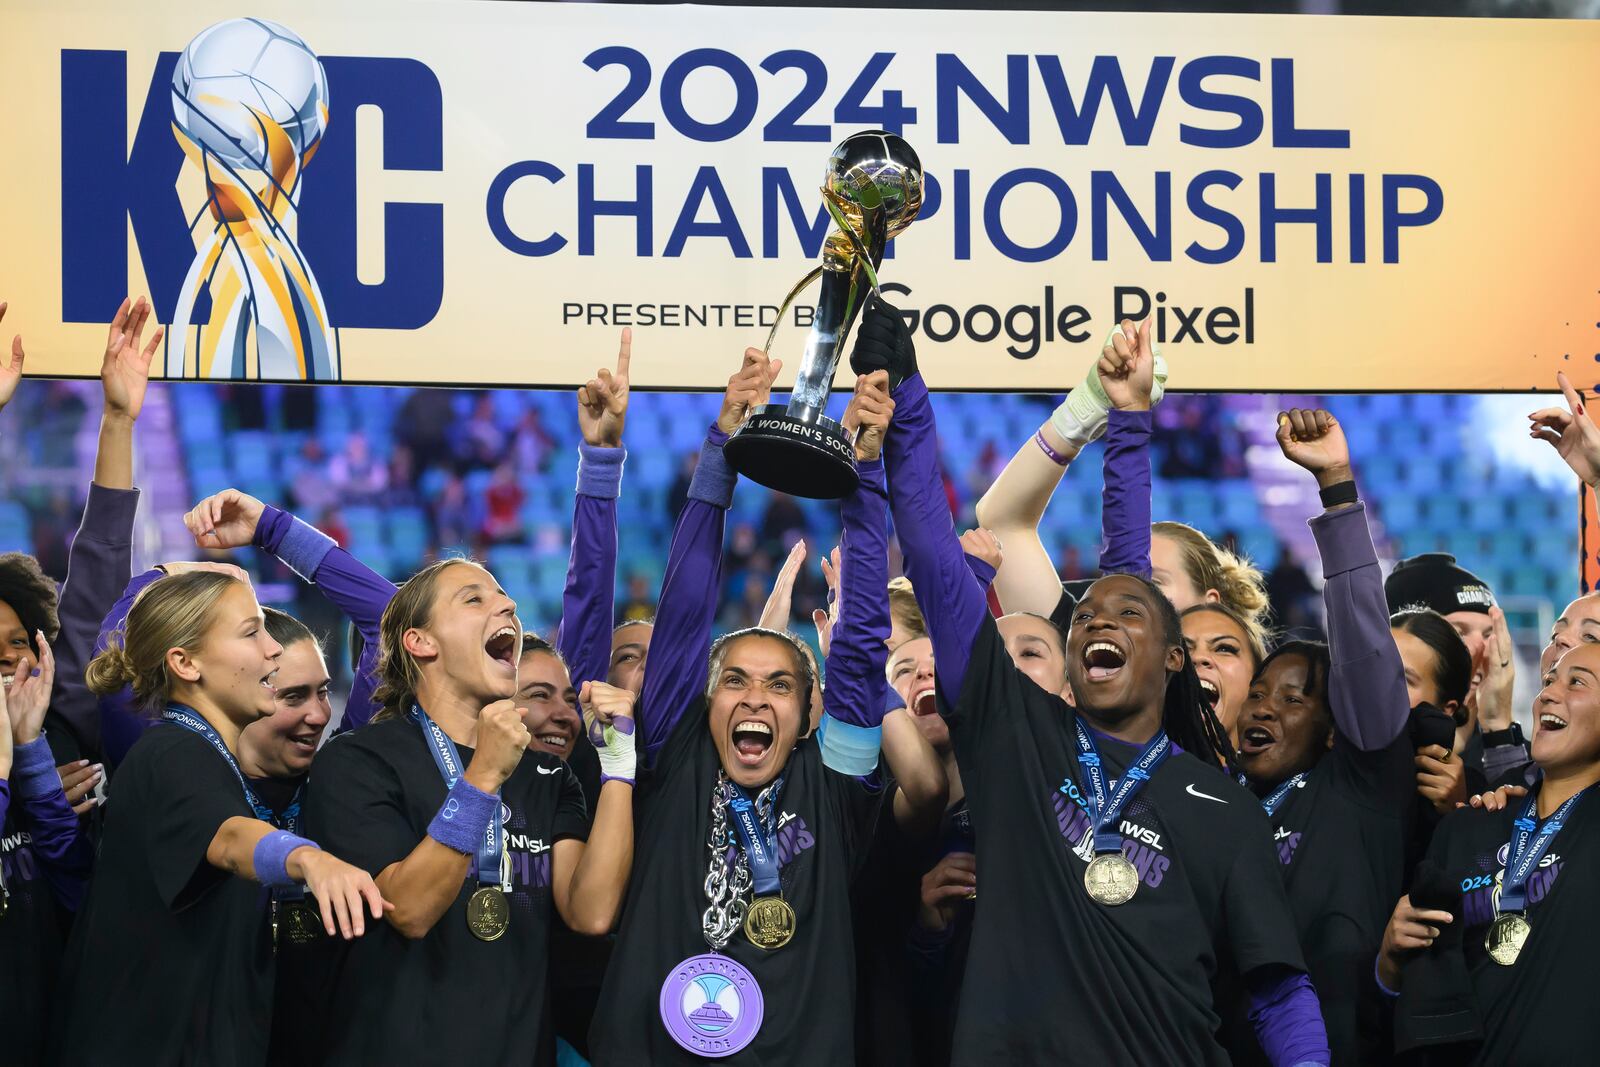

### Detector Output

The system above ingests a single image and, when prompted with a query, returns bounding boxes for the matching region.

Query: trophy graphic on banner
[723,130,923,499]
[166,17,339,380]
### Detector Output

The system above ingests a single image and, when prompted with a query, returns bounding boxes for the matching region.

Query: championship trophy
[723,130,923,499]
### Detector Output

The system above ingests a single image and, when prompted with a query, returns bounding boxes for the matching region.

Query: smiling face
[1531,644,1600,775]
[0,599,35,694]
[887,636,946,750]
[407,563,521,707]
[1543,594,1600,676]
[1236,651,1333,786]
[1182,609,1254,736]
[708,634,807,789]
[609,622,652,698]
[239,638,331,776]
[518,647,580,760]
[1065,575,1183,731]
[174,582,285,728]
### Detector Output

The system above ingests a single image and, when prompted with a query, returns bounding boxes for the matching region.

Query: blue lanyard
[1073,720,1171,855]
[409,705,505,889]
[725,776,785,895]
[1500,786,1588,913]
[1251,771,1309,818]
[163,704,304,900]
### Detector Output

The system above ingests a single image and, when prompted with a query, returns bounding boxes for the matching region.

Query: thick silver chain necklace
[701,770,778,950]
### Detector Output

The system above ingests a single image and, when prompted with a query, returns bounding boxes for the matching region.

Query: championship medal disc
[743,896,797,950]
[282,899,323,946]
[1084,853,1140,906]
[466,886,511,942]
[1485,912,1530,966]
[660,953,764,1057]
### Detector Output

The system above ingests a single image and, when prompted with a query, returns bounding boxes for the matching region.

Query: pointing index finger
[615,327,632,377]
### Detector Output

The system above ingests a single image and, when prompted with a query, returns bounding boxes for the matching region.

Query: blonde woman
[56,570,387,1067]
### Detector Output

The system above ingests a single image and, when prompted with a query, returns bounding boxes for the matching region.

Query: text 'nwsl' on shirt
[301,716,589,1067]
[589,696,882,1066]
[1407,798,1600,1063]
[938,614,1306,1066]
[54,724,271,1067]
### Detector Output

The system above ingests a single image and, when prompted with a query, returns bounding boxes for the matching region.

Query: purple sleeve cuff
[426,777,498,855]
[1099,408,1153,577]
[1309,500,1378,577]
[1248,970,1331,1067]
[688,425,736,507]
[82,482,141,535]
[577,443,626,499]
[964,554,997,588]
[255,505,335,582]
[254,830,318,889]
[1374,955,1400,999]
[12,736,62,798]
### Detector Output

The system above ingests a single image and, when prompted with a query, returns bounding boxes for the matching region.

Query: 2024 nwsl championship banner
[1,0,1596,391]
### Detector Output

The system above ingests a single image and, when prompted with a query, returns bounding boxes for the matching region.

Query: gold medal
[281,899,323,946]
[743,895,796,950]
[466,886,511,942]
[1485,912,1530,966]
[1084,853,1140,906]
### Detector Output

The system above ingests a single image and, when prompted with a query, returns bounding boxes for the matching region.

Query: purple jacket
[639,425,735,766]
[556,443,624,693]
[97,506,394,765]
[7,736,92,910]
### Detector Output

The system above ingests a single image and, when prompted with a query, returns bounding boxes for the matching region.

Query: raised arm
[558,330,630,696]
[1278,408,1408,750]
[1096,319,1158,577]
[816,375,895,777]
[638,348,777,764]
[51,298,158,754]
[188,490,397,731]
[849,301,988,701]
[5,645,93,909]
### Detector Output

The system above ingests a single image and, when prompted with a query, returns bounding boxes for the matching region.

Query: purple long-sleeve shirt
[53,483,141,756]
[886,375,1327,1067]
[10,735,93,910]
[1313,502,1409,751]
[1099,409,1154,577]
[556,444,623,692]
[97,507,395,764]
[639,425,735,766]
[821,458,892,733]
[254,505,395,732]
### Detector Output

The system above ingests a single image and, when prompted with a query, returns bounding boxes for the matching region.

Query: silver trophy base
[723,405,859,500]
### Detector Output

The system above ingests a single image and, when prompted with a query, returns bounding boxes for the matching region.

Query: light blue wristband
[817,714,882,776]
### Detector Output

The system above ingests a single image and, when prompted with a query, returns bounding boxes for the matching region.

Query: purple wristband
[255,830,318,889]
[1034,430,1069,466]
[600,773,636,786]
[427,776,498,855]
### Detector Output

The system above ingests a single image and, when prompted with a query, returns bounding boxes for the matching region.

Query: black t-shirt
[55,723,270,1065]
[852,783,976,1067]
[301,715,588,1066]
[589,696,881,1066]
[1230,733,1415,1066]
[1,766,74,1066]
[942,615,1306,1066]
[1408,795,1600,1064]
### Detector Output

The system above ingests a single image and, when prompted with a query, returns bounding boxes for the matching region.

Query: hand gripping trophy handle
[724,130,922,499]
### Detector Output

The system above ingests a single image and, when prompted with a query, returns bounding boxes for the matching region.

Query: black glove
[849,293,917,389]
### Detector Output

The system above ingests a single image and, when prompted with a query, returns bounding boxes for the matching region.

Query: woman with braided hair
[853,295,1326,1066]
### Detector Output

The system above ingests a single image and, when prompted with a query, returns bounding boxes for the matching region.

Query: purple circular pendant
[659,952,764,1057]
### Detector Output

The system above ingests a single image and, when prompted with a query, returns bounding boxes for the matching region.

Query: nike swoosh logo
[1185,783,1227,804]
[536,765,560,775]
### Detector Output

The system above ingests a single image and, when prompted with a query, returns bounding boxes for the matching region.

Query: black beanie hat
[1384,553,1495,617]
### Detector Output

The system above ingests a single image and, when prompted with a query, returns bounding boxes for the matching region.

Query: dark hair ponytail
[1120,574,1238,772]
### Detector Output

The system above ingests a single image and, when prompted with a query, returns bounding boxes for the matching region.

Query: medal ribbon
[726,776,786,896]
[1499,786,1587,914]
[1255,771,1309,818]
[163,703,307,901]
[410,705,507,891]
[1073,720,1171,855]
